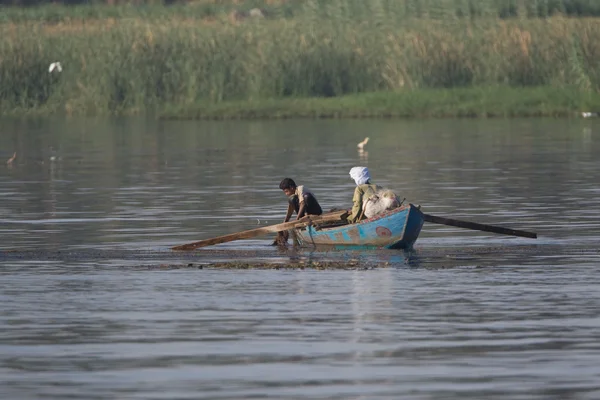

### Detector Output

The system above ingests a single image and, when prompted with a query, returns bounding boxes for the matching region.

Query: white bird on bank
[357,137,369,150]
[48,62,62,73]
[582,112,597,118]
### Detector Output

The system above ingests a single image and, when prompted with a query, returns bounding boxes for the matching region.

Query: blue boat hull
[295,204,424,250]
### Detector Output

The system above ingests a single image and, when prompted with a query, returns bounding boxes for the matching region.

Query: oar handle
[423,213,537,239]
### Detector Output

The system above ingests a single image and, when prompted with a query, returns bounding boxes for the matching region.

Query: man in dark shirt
[274,178,323,245]
[279,178,323,222]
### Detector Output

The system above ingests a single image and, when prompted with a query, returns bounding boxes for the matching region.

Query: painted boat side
[295,204,424,249]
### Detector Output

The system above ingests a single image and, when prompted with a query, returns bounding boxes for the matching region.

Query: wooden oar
[422,213,537,239]
[172,210,348,251]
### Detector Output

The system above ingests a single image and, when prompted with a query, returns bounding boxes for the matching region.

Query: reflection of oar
[423,214,537,239]
[172,210,348,251]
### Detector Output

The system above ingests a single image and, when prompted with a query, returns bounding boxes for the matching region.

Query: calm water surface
[1,118,599,399]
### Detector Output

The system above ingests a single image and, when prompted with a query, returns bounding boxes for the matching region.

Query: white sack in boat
[363,190,400,219]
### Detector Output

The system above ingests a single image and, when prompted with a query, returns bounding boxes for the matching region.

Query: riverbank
[3,2,600,118]
[7,86,598,120]
[160,86,600,119]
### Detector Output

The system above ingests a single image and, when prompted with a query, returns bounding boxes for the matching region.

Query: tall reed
[2,2,600,115]
[3,0,600,24]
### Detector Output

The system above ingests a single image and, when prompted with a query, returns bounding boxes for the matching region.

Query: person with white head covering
[349,166,371,186]
[347,167,401,223]
[347,167,382,223]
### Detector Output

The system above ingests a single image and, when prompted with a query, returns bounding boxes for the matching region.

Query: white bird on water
[6,152,16,165]
[48,62,62,73]
[357,137,369,150]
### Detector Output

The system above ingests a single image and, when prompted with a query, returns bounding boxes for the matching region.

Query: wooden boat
[171,202,536,252]
[293,203,425,249]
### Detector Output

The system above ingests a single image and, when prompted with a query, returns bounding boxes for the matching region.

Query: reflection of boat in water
[294,204,424,250]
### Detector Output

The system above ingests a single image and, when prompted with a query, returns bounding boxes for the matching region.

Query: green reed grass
[3,1,600,117]
[3,0,600,23]
[0,1,292,24]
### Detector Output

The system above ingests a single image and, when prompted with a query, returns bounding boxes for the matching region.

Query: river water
[1,117,599,399]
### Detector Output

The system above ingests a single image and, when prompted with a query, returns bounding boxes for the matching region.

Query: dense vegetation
[3,0,600,19]
[2,0,600,117]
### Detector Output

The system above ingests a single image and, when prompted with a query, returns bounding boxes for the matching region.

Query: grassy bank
[2,1,600,117]
[161,86,600,119]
